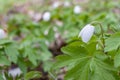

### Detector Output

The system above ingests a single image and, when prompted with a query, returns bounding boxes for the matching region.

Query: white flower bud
[74,5,82,14]
[78,24,95,43]
[0,29,7,39]
[43,12,51,21]
[8,67,22,78]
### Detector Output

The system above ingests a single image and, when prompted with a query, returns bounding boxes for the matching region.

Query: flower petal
[74,5,82,14]
[0,29,7,39]
[43,12,51,21]
[78,24,95,43]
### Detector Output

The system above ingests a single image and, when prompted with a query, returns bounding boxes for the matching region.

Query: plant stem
[98,23,105,49]
[48,71,56,80]
[90,21,105,52]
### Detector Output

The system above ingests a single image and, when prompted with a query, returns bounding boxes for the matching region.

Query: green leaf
[18,57,27,74]
[0,73,4,80]
[61,45,88,56]
[4,44,19,63]
[91,67,115,80]
[53,42,89,70]
[85,42,97,55]
[105,32,120,52]
[52,41,116,80]
[24,47,38,66]
[64,59,90,80]
[0,39,13,45]
[94,58,116,71]
[40,42,52,61]
[53,55,89,70]
[0,55,11,66]
[114,50,120,68]
[24,71,41,80]
[90,58,116,80]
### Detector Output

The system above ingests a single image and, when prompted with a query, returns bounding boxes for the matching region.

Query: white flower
[33,13,42,22]
[64,1,71,7]
[78,24,95,43]
[52,1,61,9]
[44,29,49,35]
[8,67,22,78]
[0,29,7,39]
[43,12,51,22]
[53,27,58,32]
[74,5,82,14]
[55,32,60,39]
[55,20,63,27]
[45,40,49,46]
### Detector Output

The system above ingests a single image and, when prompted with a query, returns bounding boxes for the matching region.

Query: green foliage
[0,73,4,80]
[52,40,118,80]
[105,32,120,52]
[0,0,120,79]
[5,44,19,63]
[24,71,41,80]
[0,55,11,66]
[114,50,120,68]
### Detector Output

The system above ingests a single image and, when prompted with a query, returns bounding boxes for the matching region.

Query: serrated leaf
[4,44,19,63]
[53,41,116,80]
[114,50,120,68]
[0,39,13,45]
[105,32,120,52]
[53,55,89,70]
[64,59,90,80]
[24,47,37,66]
[24,71,41,80]
[0,55,11,66]
[90,58,116,80]
[18,57,27,74]
[94,58,116,71]
[85,42,97,55]
[40,42,52,61]
[53,44,89,70]
[61,45,88,56]
[91,67,115,80]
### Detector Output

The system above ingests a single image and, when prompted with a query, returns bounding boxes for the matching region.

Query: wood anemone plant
[52,22,120,80]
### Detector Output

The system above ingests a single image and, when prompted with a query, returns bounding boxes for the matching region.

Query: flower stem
[90,21,105,52]
[48,71,56,80]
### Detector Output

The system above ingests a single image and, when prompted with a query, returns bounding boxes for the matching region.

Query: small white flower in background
[45,40,49,46]
[43,12,51,22]
[53,27,58,32]
[44,29,49,35]
[74,5,82,14]
[52,1,61,9]
[96,44,99,49]
[28,10,34,18]
[0,29,7,39]
[64,1,71,7]
[33,13,42,22]
[8,67,22,78]
[55,20,63,27]
[28,11,42,22]
[78,24,95,43]
[55,32,60,39]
